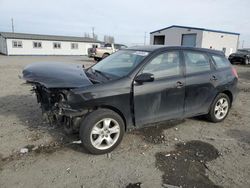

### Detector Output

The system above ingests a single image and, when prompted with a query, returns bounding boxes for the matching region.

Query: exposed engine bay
[32,84,89,134]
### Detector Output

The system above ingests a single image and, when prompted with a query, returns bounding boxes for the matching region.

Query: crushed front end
[32,83,89,133]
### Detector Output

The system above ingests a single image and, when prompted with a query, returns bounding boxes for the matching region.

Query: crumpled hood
[22,62,92,88]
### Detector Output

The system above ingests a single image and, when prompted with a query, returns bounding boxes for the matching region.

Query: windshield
[90,50,149,78]
[237,50,250,54]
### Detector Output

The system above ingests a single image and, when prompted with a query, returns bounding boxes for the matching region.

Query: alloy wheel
[90,118,120,150]
[214,98,229,120]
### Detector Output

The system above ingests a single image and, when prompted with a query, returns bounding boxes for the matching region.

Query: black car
[22,46,238,154]
[228,49,250,65]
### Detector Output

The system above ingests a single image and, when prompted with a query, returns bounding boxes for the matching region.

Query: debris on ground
[66,167,71,174]
[72,140,82,144]
[20,148,29,154]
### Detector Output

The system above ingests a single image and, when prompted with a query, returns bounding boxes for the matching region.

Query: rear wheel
[207,93,230,123]
[79,109,125,154]
[94,57,100,62]
[245,58,249,65]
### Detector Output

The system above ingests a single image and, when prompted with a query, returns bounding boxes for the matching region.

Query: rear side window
[212,55,230,68]
[184,51,211,74]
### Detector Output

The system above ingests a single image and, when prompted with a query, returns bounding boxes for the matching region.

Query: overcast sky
[0,0,249,47]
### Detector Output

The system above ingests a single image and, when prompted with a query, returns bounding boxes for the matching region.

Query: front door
[133,50,185,127]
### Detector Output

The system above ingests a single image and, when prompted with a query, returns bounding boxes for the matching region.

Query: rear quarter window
[212,55,231,68]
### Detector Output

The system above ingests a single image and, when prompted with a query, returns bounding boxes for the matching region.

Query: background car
[228,49,250,65]
[88,43,127,61]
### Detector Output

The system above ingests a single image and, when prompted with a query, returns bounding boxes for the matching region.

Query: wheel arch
[102,53,110,57]
[95,105,127,131]
[221,90,233,105]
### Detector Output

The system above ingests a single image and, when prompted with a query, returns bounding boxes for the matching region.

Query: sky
[0,0,249,47]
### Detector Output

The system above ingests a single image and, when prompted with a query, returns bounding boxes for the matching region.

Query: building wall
[150,27,203,47]
[6,39,100,55]
[201,31,239,56]
[0,36,7,55]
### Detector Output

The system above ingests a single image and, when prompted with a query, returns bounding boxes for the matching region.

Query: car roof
[126,45,224,55]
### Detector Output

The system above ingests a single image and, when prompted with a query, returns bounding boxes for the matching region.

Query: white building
[150,25,240,56]
[0,32,101,56]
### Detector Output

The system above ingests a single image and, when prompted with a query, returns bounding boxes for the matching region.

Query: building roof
[0,32,102,43]
[150,25,240,35]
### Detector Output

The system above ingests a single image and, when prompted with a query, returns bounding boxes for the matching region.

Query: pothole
[155,140,221,188]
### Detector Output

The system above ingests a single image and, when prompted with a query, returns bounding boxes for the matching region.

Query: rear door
[133,50,185,127]
[183,50,215,116]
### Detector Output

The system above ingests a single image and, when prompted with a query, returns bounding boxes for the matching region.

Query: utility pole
[11,18,14,33]
[92,27,95,39]
[144,32,146,45]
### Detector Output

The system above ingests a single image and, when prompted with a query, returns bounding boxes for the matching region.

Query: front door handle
[210,75,218,81]
[176,81,184,88]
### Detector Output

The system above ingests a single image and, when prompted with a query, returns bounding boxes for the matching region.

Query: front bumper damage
[32,84,89,133]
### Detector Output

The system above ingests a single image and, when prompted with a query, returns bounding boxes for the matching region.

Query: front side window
[12,41,22,48]
[53,42,61,49]
[33,42,42,48]
[212,55,230,68]
[142,51,181,79]
[71,43,78,49]
[184,51,211,74]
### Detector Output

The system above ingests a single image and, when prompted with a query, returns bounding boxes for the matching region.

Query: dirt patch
[239,88,250,93]
[238,71,250,80]
[227,129,250,145]
[155,140,221,188]
[132,120,184,144]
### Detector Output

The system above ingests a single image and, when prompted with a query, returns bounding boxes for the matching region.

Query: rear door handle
[210,75,218,81]
[176,81,184,88]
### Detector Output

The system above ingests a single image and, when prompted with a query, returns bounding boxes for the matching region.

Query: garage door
[181,34,197,47]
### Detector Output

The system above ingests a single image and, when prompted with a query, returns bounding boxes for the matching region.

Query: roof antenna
[11,18,15,33]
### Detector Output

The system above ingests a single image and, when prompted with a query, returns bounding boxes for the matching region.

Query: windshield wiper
[93,69,110,80]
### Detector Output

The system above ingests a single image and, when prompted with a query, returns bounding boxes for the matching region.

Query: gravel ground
[0,55,250,188]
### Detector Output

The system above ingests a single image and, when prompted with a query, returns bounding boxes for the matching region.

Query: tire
[79,109,125,154]
[94,57,101,62]
[207,93,231,123]
[102,53,109,59]
[245,58,249,65]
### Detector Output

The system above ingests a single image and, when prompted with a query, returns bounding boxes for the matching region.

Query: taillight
[231,67,238,78]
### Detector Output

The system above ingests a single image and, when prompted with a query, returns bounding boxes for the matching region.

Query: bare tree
[84,33,90,38]
[104,35,115,43]
[93,34,98,40]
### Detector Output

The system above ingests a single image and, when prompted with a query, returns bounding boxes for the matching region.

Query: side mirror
[135,73,154,84]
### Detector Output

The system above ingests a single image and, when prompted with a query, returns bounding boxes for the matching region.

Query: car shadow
[0,94,89,155]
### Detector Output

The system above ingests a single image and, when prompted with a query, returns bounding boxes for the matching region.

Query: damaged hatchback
[22,46,238,154]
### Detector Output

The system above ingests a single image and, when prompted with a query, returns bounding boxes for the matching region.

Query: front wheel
[207,93,230,123]
[79,109,125,154]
